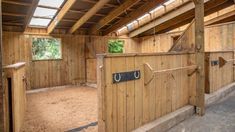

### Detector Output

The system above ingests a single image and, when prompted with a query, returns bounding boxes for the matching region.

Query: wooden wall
[85,36,140,83]
[2,32,140,89]
[205,51,234,93]
[139,32,181,53]
[97,52,196,132]
[170,21,195,52]
[139,21,235,53]
[3,32,86,89]
[205,22,235,51]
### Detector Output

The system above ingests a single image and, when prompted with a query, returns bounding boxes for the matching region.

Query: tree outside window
[108,39,124,53]
[32,38,62,60]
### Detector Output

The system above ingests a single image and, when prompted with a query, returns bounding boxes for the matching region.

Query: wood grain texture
[2,32,139,88]
[205,51,234,93]
[2,32,86,89]
[97,53,196,132]
[3,63,26,132]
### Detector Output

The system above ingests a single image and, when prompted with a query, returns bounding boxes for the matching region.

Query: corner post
[0,0,4,130]
[194,0,205,116]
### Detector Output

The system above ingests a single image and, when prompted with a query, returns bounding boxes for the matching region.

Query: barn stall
[0,0,235,132]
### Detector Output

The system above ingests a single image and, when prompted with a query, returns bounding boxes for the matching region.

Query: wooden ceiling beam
[23,0,40,31]
[3,22,23,26]
[90,0,141,34]
[129,0,231,37]
[81,0,117,8]
[2,12,26,17]
[2,0,31,6]
[69,0,110,34]
[103,0,166,35]
[61,18,112,25]
[47,0,76,34]
[205,7,235,25]
[129,1,195,37]
[143,0,234,36]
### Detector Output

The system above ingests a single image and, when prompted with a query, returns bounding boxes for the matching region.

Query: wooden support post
[97,55,106,132]
[194,0,205,116]
[0,0,4,131]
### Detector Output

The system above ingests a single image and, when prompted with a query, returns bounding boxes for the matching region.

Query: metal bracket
[211,60,219,66]
[196,107,201,115]
[112,70,140,83]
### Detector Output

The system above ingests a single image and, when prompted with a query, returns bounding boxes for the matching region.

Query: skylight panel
[33,7,57,18]
[29,18,51,27]
[163,0,175,6]
[137,13,150,21]
[149,5,163,14]
[38,0,65,8]
[127,20,137,27]
[117,26,127,32]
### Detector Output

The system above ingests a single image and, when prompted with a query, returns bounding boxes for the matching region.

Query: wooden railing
[3,62,26,132]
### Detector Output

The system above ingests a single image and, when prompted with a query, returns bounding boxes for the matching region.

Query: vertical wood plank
[194,0,205,115]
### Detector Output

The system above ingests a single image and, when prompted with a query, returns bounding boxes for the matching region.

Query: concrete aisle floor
[168,91,235,132]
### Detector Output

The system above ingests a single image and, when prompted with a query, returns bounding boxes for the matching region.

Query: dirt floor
[20,86,98,132]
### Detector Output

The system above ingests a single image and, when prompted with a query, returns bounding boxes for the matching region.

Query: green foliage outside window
[32,38,62,60]
[108,39,124,53]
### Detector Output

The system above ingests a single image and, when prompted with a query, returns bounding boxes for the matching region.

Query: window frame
[31,36,63,61]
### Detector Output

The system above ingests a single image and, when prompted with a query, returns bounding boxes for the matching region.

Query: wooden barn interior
[0,0,235,132]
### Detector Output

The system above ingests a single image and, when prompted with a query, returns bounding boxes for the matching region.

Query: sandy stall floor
[20,86,98,132]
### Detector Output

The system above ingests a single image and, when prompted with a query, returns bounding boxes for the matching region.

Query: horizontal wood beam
[129,1,196,37]
[81,0,117,8]
[3,22,23,26]
[69,0,110,34]
[47,0,76,34]
[2,12,26,17]
[3,1,115,19]
[90,0,140,34]
[23,0,39,30]
[205,7,235,25]
[2,0,31,6]
[103,0,165,35]
[129,0,231,37]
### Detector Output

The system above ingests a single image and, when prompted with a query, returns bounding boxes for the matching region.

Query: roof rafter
[69,0,110,34]
[81,0,117,8]
[90,0,141,34]
[2,0,31,6]
[2,12,26,17]
[47,0,76,34]
[103,0,166,35]
[23,0,40,31]
[129,0,233,37]
[205,6,235,25]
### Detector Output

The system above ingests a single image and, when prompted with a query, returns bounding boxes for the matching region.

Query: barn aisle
[168,91,235,132]
[20,86,98,132]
